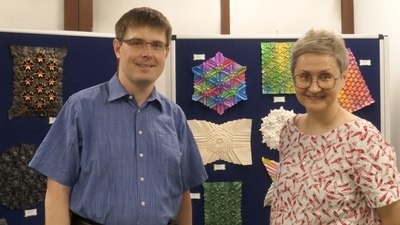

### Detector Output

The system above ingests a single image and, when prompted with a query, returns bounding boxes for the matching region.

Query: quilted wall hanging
[261,42,295,94]
[203,181,242,225]
[192,52,247,115]
[8,45,68,119]
[188,118,252,165]
[339,48,375,112]
[0,144,46,209]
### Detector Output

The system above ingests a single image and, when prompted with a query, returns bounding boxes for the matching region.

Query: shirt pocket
[156,132,182,176]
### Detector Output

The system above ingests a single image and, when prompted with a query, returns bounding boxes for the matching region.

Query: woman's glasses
[293,74,340,90]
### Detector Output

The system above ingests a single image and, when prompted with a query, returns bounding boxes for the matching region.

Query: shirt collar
[107,73,163,111]
[108,73,128,101]
[146,87,163,112]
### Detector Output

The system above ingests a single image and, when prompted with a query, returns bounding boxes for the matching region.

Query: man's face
[113,26,169,91]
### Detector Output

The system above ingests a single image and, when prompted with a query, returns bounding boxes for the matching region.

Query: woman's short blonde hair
[291,29,349,76]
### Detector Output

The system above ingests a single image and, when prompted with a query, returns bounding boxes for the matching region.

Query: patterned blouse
[270,117,400,225]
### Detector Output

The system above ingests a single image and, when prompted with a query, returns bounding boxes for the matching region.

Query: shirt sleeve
[176,108,208,191]
[29,96,81,187]
[352,122,400,208]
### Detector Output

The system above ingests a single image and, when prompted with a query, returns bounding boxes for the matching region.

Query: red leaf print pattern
[371,163,382,171]
[270,118,400,225]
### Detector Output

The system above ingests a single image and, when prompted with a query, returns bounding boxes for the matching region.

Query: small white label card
[49,117,57,124]
[359,59,371,66]
[193,54,206,61]
[190,193,201,199]
[24,208,37,217]
[213,164,226,171]
[273,96,286,103]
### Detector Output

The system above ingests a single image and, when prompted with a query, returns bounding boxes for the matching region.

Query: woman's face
[293,53,345,113]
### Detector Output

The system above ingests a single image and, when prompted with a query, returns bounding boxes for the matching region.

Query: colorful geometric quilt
[192,52,247,115]
[339,48,375,112]
[261,42,295,94]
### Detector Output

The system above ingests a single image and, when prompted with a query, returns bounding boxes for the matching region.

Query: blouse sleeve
[352,121,400,208]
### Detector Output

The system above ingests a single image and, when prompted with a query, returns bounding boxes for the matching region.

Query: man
[29,7,207,225]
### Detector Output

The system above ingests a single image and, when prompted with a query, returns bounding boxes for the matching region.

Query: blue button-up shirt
[29,74,208,225]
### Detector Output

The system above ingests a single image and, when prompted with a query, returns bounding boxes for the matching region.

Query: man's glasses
[119,38,169,52]
[293,74,340,90]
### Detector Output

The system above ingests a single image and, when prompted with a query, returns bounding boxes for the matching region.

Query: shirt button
[141,201,145,206]
[139,153,144,158]
[138,130,143,135]
[140,177,144,181]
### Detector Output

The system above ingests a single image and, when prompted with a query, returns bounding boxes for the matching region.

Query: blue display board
[0,30,387,225]
[0,29,117,225]
[173,35,385,225]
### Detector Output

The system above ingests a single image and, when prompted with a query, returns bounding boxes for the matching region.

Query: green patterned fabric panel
[203,181,242,225]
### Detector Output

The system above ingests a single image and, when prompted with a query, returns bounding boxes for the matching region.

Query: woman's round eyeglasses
[293,74,340,90]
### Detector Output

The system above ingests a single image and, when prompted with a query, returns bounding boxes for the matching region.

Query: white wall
[0,0,64,30]
[0,0,399,162]
[353,0,400,168]
[0,0,340,35]
[93,0,221,35]
[231,0,341,34]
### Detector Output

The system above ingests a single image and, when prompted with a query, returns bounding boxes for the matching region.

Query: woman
[270,29,400,225]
